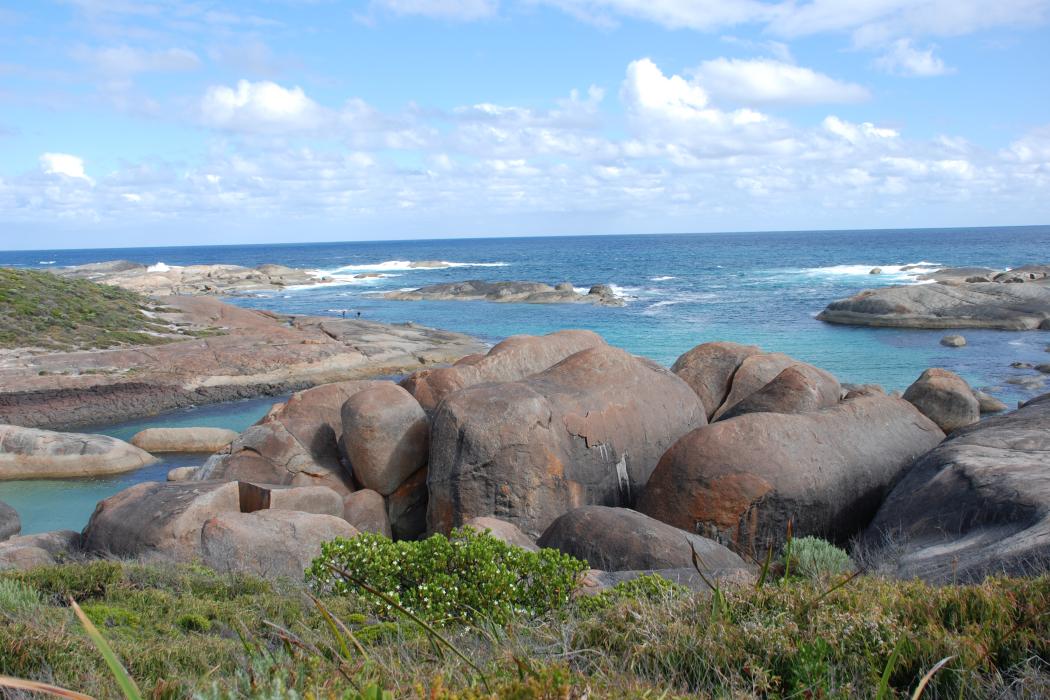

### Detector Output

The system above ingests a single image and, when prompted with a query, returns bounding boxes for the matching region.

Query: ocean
[3,225,1050,533]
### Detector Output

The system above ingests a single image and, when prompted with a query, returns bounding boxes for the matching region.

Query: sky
[0,0,1048,250]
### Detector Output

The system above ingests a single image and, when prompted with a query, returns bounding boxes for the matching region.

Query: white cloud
[537,0,774,31]
[823,115,898,143]
[40,153,91,182]
[691,58,870,104]
[72,45,201,75]
[874,39,953,76]
[371,0,499,20]
[201,80,327,132]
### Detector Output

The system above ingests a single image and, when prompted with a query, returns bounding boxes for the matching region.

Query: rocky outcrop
[0,500,19,541]
[940,335,966,347]
[638,394,945,554]
[670,342,762,420]
[402,330,606,412]
[719,364,841,420]
[383,280,624,306]
[82,481,241,560]
[902,368,980,433]
[236,482,344,517]
[54,261,329,296]
[0,295,484,430]
[0,530,81,571]
[0,424,156,479]
[130,427,239,453]
[818,272,1050,330]
[538,506,748,573]
[865,393,1050,582]
[196,380,389,495]
[427,345,707,539]
[974,390,1008,414]
[201,510,357,581]
[343,489,392,537]
[341,383,429,495]
[387,467,428,540]
[464,517,538,552]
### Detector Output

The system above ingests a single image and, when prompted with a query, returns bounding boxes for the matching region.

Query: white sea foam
[38,260,56,265]
[650,275,676,281]
[793,261,942,284]
[147,262,174,272]
[321,259,509,274]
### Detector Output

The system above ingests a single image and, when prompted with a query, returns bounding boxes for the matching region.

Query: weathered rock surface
[0,499,20,541]
[201,510,357,581]
[402,330,606,412]
[55,260,328,296]
[341,383,428,495]
[711,352,799,420]
[464,516,538,551]
[0,296,484,429]
[974,391,1008,414]
[427,345,707,539]
[130,427,239,453]
[82,481,240,560]
[818,276,1050,329]
[384,280,624,306]
[902,368,980,433]
[719,364,841,420]
[343,489,392,537]
[237,482,344,517]
[387,467,428,540]
[670,342,762,420]
[0,424,157,479]
[538,506,748,573]
[196,380,389,495]
[940,334,967,347]
[167,466,200,481]
[866,393,1050,582]
[638,394,945,554]
[0,530,80,571]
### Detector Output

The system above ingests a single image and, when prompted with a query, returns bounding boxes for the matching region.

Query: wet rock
[902,368,980,433]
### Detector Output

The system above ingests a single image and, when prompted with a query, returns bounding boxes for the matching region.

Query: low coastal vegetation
[1,532,1047,699]
[0,267,210,351]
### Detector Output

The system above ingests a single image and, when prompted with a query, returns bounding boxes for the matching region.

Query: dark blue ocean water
[3,226,1050,533]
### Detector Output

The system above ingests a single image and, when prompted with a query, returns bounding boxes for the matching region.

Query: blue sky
[1,0,1048,250]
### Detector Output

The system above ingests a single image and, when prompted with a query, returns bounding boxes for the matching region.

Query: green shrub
[307,528,587,625]
[784,536,854,579]
[176,613,212,633]
[576,573,687,615]
[0,578,42,615]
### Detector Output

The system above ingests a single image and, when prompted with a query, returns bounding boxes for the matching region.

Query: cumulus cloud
[40,153,91,182]
[201,80,327,132]
[691,58,870,105]
[874,39,953,76]
[823,115,898,142]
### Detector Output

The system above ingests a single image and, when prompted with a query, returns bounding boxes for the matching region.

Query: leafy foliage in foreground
[307,528,587,625]
[0,267,205,350]
[1,558,1047,699]
[783,535,855,580]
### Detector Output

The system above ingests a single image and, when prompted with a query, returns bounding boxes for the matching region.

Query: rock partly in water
[0,499,20,541]
[427,345,707,539]
[940,335,967,347]
[167,466,201,482]
[638,394,945,554]
[201,510,357,581]
[464,516,538,552]
[343,489,392,537]
[82,481,241,561]
[130,427,239,453]
[0,424,156,479]
[902,368,980,433]
[197,380,388,496]
[341,383,428,496]
[402,330,606,412]
[538,506,748,573]
[865,392,1050,582]
[974,390,1008,414]
[383,280,624,307]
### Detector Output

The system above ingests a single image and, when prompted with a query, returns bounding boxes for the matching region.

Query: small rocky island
[819,264,1050,329]
[383,280,625,306]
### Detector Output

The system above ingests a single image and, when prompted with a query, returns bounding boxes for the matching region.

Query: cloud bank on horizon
[0,0,1048,248]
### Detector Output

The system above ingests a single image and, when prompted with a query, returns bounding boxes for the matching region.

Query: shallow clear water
[2,226,1049,534]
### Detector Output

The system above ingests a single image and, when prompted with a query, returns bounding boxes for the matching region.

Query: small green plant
[307,528,586,625]
[576,573,686,615]
[783,536,855,579]
[176,613,212,633]
[0,578,41,615]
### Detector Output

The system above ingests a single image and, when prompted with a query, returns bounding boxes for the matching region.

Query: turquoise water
[2,226,1049,534]
[2,396,282,534]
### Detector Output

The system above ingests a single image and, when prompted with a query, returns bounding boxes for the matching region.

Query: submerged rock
[0,424,156,480]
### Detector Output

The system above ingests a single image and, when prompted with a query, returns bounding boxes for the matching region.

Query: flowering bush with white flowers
[306,528,587,625]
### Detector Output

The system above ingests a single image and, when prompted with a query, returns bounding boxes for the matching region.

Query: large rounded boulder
[671,342,762,419]
[638,394,945,554]
[719,364,841,420]
[196,380,386,495]
[0,424,156,480]
[902,368,980,433]
[130,427,239,453]
[427,345,707,539]
[538,506,748,573]
[341,383,428,495]
[710,352,798,420]
[401,330,606,411]
[865,393,1050,582]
